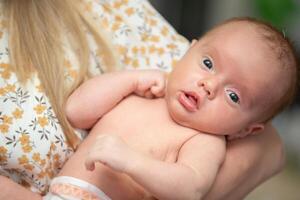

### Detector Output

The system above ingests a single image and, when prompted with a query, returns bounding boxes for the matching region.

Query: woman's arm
[0,176,42,200]
[203,123,285,200]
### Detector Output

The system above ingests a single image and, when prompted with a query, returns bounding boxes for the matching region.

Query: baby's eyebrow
[201,44,217,55]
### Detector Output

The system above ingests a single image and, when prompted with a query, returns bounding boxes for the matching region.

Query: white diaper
[43,176,111,200]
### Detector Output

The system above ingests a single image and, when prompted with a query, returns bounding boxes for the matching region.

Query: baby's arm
[66,70,165,129]
[85,134,226,200]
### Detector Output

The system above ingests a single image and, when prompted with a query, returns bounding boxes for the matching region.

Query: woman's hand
[204,123,285,200]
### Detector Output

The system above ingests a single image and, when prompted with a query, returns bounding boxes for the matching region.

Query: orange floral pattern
[0,0,189,195]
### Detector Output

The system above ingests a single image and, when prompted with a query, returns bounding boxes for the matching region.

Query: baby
[45,18,298,200]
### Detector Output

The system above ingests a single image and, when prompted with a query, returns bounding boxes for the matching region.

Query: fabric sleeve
[87,0,190,73]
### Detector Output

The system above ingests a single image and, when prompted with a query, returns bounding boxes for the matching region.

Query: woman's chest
[0,67,74,192]
[0,29,76,193]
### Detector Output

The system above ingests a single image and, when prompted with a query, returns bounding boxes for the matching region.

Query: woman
[0,0,284,199]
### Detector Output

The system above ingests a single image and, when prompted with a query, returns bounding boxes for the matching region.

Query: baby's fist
[134,70,166,98]
[85,134,132,172]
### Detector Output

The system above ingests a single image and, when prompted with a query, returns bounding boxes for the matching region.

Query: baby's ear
[245,123,265,136]
[190,39,198,47]
[227,123,265,140]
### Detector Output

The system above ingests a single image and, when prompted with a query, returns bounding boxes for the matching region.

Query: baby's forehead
[204,21,262,41]
[207,21,288,60]
[202,22,286,70]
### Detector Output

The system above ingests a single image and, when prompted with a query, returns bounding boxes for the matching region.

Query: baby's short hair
[205,17,299,122]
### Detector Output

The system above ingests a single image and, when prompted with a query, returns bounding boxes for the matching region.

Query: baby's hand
[134,70,166,98]
[85,134,134,172]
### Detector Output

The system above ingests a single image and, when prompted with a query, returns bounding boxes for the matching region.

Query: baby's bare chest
[93,96,198,162]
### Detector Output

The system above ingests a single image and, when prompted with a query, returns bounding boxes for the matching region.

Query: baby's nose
[198,78,218,99]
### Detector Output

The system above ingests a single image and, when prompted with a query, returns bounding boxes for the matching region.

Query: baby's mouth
[178,91,199,112]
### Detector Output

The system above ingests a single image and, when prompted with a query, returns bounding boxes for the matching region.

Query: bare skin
[60,95,225,200]
[60,21,289,200]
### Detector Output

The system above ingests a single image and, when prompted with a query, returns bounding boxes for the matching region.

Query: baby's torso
[60,96,200,200]
[96,95,199,162]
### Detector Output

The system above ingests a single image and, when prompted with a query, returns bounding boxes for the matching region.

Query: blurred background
[149,0,300,199]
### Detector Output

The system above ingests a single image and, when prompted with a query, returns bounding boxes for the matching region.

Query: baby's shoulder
[189,133,226,145]
[182,133,226,153]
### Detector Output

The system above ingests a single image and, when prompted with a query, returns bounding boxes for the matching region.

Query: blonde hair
[4,0,120,149]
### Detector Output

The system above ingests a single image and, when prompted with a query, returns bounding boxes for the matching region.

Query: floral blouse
[0,0,189,195]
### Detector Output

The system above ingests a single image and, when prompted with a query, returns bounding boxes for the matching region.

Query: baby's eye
[228,91,240,103]
[202,58,213,70]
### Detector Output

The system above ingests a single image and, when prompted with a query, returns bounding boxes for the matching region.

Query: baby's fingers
[85,151,103,171]
[144,90,154,99]
[151,84,165,97]
[85,157,96,171]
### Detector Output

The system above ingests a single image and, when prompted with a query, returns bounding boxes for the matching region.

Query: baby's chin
[167,109,207,133]
[167,107,194,128]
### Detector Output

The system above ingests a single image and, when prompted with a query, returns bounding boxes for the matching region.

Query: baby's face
[165,22,283,136]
